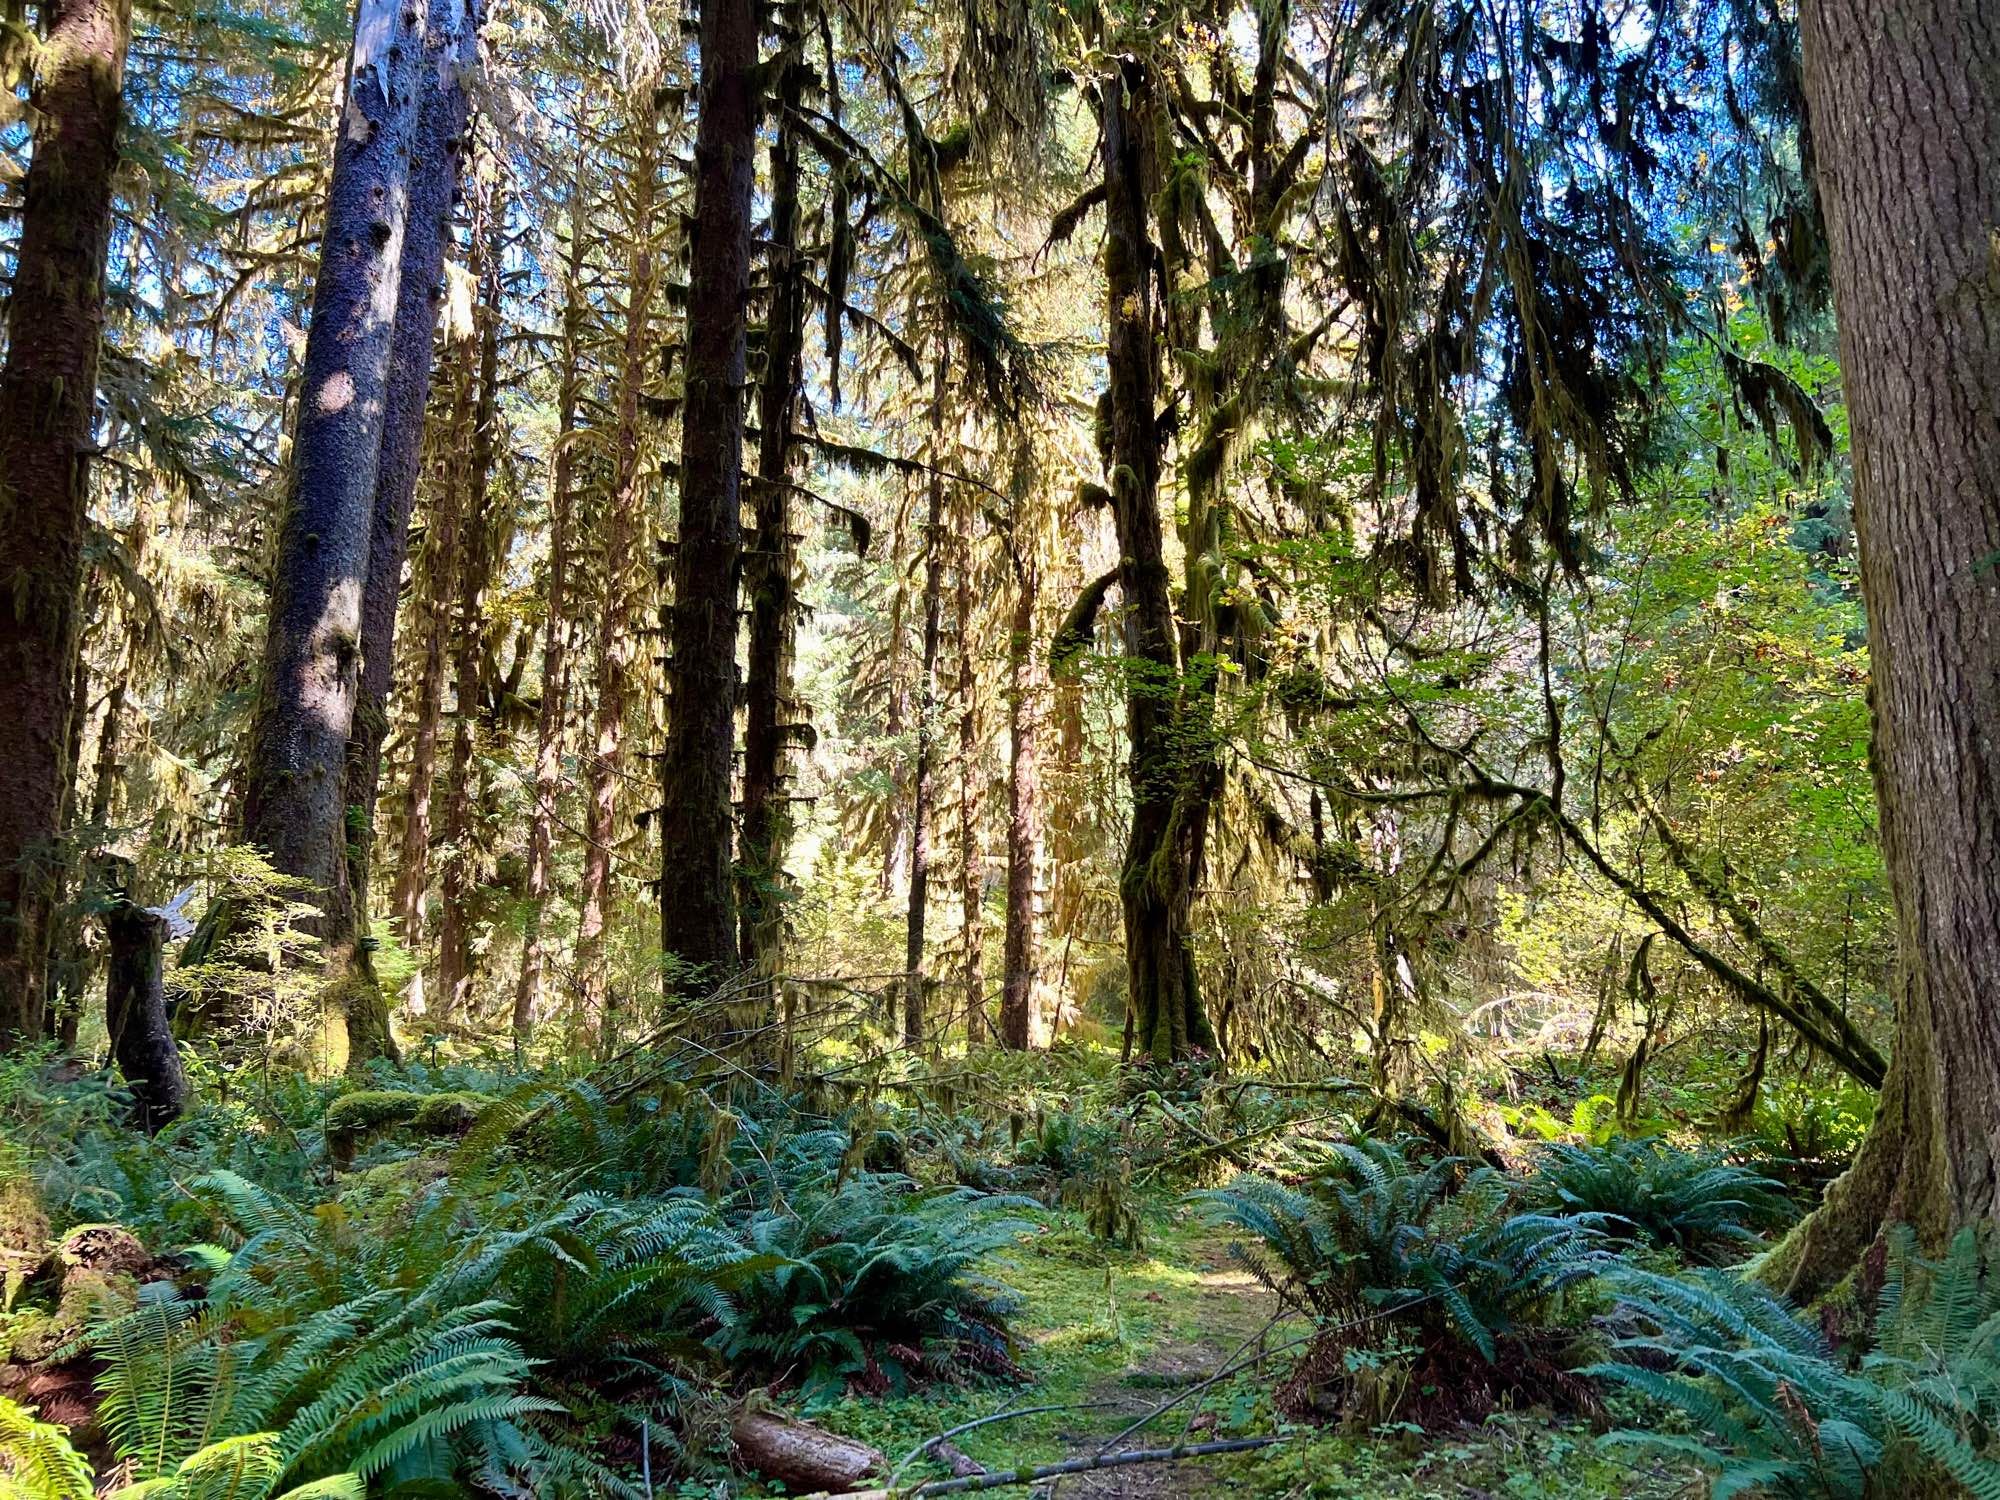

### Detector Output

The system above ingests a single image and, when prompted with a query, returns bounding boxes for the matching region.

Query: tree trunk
[515,131,592,1043]
[577,118,658,1050]
[739,59,806,987]
[0,0,130,1042]
[659,0,757,1003]
[337,0,474,1059]
[1101,60,1214,1067]
[955,530,984,1043]
[1000,556,1041,1051]
[903,381,947,1050]
[239,0,433,962]
[102,863,188,1133]
[1762,0,2000,1301]
[434,203,504,1022]
[389,326,472,988]
[51,645,127,1047]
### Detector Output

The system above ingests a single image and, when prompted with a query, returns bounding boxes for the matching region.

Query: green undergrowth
[796,1190,1685,1499]
[802,1201,1273,1479]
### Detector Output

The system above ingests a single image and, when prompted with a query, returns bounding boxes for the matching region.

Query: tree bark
[515,130,592,1043]
[659,0,757,1003]
[389,381,458,958]
[1101,60,1214,1067]
[102,864,188,1133]
[337,0,474,1059]
[954,529,984,1043]
[0,0,130,1042]
[576,117,658,1050]
[239,0,433,958]
[434,203,504,1022]
[999,555,1041,1050]
[903,379,947,1050]
[1762,0,2000,1300]
[739,57,806,986]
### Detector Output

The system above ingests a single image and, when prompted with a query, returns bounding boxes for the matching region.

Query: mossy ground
[768,1193,1691,1499]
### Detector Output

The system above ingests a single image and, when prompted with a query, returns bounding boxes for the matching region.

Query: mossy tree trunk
[902,391,946,1051]
[1763,0,2000,1301]
[739,41,807,994]
[577,115,658,1051]
[955,528,984,1044]
[999,551,1041,1051]
[0,0,130,1043]
[515,128,592,1043]
[1100,58,1215,1067]
[434,201,504,1023]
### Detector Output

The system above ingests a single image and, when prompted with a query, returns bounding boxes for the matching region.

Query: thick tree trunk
[0,0,129,1042]
[102,865,189,1134]
[955,534,984,1043]
[999,558,1041,1051]
[903,394,946,1050]
[1101,61,1214,1067]
[577,122,657,1050]
[239,0,432,955]
[1763,0,2000,1301]
[515,135,591,1043]
[434,207,503,1022]
[336,0,473,1059]
[739,71,806,986]
[659,0,757,1003]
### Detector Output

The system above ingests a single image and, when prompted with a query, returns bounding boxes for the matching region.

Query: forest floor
[798,1195,1690,1499]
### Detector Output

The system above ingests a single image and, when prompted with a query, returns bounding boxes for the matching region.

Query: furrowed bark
[0,0,130,1041]
[1760,0,2000,1300]
[660,0,757,1005]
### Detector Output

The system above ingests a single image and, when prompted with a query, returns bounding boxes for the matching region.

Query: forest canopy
[1,0,1996,1493]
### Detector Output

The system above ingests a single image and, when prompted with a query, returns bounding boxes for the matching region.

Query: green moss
[324,1090,488,1166]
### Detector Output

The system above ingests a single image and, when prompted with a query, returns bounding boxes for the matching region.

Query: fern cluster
[66,1171,638,1496]
[709,1128,1032,1396]
[1595,1227,2000,1498]
[1199,1137,1612,1362]
[1525,1138,1794,1262]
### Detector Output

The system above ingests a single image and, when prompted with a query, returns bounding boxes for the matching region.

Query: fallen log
[732,1402,886,1493]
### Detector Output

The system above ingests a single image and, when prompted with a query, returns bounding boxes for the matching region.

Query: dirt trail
[1040,1230,1293,1498]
